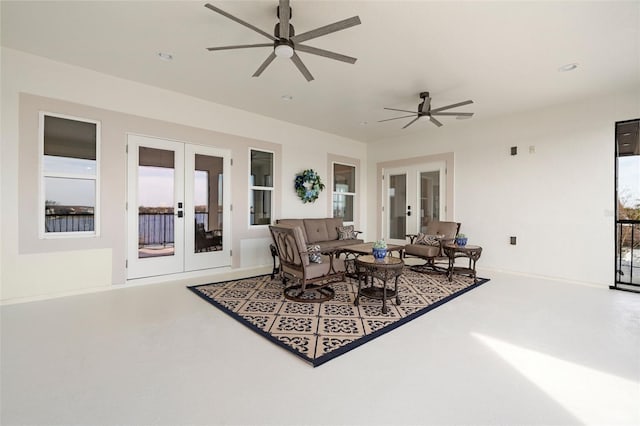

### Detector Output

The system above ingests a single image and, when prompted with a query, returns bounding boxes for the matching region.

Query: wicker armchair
[404,221,460,273]
[269,225,345,303]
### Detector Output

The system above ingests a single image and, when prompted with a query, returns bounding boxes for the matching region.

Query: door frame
[376,153,455,241]
[126,134,231,280]
[382,162,446,244]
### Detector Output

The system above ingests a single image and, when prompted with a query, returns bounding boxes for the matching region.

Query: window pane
[138,147,175,258]
[43,155,96,176]
[44,115,96,160]
[44,177,95,232]
[251,150,273,187]
[194,154,224,253]
[334,164,355,192]
[389,174,406,240]
[420,170,440,231]
[250,189,272,225]
[333,194,354,222]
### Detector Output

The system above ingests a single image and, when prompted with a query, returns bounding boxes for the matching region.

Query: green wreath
[294,169,325,203]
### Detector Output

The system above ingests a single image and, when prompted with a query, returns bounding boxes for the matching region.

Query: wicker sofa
[275,218,364,250]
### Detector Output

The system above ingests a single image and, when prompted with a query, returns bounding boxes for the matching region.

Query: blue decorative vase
[455,237,468,247]
[372,248,387,259]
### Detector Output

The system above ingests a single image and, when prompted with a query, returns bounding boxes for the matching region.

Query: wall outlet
[529,145,536,154]
[510,236,517,245]
[510,146,518,156]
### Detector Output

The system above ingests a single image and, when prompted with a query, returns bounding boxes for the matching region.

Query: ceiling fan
[379,92,474,129]
[204,1,361,82]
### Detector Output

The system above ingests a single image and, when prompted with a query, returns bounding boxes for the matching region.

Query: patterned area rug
[188,269,489,367]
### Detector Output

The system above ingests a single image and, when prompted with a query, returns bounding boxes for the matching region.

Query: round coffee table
[354,255,404,313]
[442,244,483,282]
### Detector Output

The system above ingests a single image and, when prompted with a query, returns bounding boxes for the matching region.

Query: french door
[127,134,231,279]
[383,163,446,245]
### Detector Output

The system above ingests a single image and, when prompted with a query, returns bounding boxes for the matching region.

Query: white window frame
[332,161,357,225]
[249,148,274,228]
[39,111,101,239]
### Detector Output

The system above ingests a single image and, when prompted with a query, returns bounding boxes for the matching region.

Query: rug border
[188,274,490,367]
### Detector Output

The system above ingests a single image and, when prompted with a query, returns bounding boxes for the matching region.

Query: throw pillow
[415,233,443,246]
[307,244,322,263]
[337,225,357,240]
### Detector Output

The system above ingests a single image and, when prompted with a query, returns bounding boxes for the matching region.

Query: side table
[442,244,483,282]
[354,255,404,313]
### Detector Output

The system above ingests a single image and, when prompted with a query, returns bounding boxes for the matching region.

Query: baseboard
[0,264,273,306]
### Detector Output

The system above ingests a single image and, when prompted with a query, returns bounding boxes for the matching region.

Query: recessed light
[281,95,293,101]
[558,63,578,72]
[157,52,173,61]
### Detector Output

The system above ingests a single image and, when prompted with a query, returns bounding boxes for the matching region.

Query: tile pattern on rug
[190,268,488,366]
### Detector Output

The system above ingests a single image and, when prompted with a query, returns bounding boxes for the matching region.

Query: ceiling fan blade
[295,44,357,64]
[402,117,421,129]
[291,53,314,81]
[420,97,431,114]
[384,107,418,114]
[430,112,474,117]
[290,16,361,44]
[207,43,273,52]
[378,114,418,123]
[252,52,277,77]
[430,116,443,127]
[205,3,276,42]
[430,100,474,114]
[279,0,290,39]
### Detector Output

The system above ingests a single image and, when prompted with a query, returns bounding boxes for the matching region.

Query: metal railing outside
[615,220,640,289]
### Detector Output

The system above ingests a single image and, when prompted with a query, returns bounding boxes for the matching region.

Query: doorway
[126,134,231,279]
[613,119,640,292]
[383,162,446,245]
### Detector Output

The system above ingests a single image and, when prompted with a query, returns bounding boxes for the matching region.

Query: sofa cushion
[276,219,308,241]
[304,219,329,244]
[325,218,343,241]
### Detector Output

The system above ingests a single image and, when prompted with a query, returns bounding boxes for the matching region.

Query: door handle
[407,211,412,216]
[175,210,183,218]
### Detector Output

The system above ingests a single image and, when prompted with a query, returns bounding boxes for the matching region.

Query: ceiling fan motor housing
[274,23,295,39]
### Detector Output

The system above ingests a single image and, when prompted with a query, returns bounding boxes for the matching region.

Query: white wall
[0,47,367,302]
[368,89,640,286]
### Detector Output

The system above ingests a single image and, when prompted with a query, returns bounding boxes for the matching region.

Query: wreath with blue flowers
[294,169,325,203]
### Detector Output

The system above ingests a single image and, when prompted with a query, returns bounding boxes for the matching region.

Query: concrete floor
[2,269,639,425]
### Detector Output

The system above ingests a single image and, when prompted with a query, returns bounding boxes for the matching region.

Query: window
[333,162,356,222]
[40,113,100,237]
[250,149,273,226]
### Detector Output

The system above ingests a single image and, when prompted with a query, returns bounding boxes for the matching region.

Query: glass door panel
[419,170,441,233]
[127,135,184,279]
[387,173,407,243]
[184,144,231,272]
[615,119,640,289]
[138,147,175,258]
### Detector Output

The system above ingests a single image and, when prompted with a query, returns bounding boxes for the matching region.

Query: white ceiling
[2,1,639,143]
